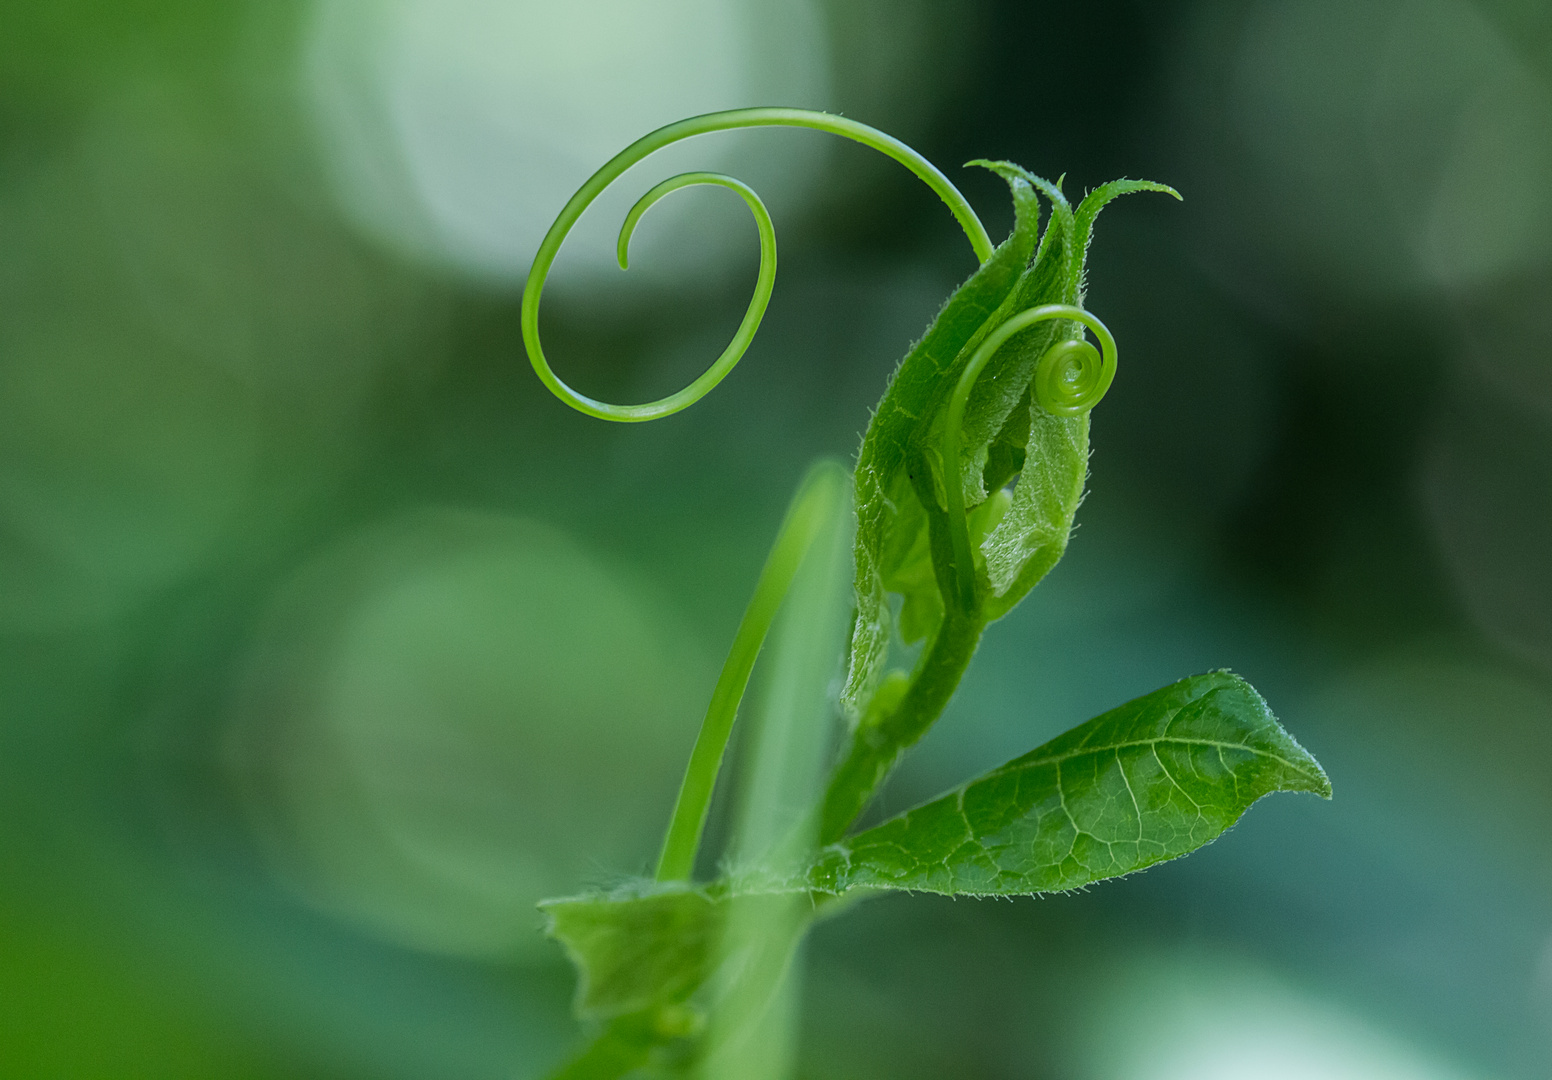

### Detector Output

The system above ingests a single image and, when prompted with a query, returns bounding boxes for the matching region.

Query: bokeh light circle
[304,0,831,286]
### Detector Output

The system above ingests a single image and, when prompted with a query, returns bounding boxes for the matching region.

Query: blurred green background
[3,1,1551,1077]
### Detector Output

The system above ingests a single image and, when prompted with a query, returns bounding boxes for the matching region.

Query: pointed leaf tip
[811,671,1330,897]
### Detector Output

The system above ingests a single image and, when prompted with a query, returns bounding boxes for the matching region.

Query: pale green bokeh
[1075,951,1492,1080]
[229,509,713,959]
[304,0,831,286]
[0,113,266,629]
[0,83,434,632]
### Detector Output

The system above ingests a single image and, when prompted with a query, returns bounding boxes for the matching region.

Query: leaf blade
[1074,178,1182,254]
[812,672,1329,897]
[541,884,720,1021]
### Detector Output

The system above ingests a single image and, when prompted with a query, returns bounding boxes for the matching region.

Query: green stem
[818,608,984,843]
[656,461,851,882]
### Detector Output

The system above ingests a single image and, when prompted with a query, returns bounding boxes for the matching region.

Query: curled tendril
[523,111,1122,608]
[941,304,1118,608]
[521,108,994,422]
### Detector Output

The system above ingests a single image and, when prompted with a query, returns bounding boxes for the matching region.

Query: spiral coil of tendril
[940,304,1117,607]
[520,108,993,422]
[520,108,1119,606]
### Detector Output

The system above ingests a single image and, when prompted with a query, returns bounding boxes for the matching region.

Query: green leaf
[542,883,720,1022]
[539,885,720,1077]
[980,404,1088,620]
[957,172,1090,616]
[542,1013,676,1080]
[810,672,1330,896]
[876,483,940,646]
[946,169,1186,622]
[1074,178,1182,259]
[542,673,1328,1071]
[540,884,802,1019]
[540,884,806,1077]
[945,164,1081,510]
[844,166,1042,715]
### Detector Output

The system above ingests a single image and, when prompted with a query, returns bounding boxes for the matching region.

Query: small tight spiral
[940,304,1118,608]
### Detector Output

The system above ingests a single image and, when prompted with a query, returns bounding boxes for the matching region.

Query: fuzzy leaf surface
[967,172,1179,619]
[981,405,1087,617]
[810,672,1330,896]
[946,165,1081,508]
[844,168,1041,712]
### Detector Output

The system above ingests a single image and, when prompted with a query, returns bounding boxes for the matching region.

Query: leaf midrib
[1001,734,1322,785]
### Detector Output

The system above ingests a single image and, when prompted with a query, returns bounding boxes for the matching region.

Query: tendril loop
[521,108,994,423]
[1034,337,1109,417]
[941,304,1118,608]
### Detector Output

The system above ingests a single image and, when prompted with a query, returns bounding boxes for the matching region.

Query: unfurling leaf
[845,167,1043,714]
[810,672,1330,896]
[843,171,1175,728]
[980,405,1087,619]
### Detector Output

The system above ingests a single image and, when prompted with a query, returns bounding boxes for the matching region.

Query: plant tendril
[522,108,994,423]
[656,460,850,882]
[941,304,1117,609]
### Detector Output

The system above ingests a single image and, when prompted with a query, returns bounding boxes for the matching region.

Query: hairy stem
[818,609,984,843]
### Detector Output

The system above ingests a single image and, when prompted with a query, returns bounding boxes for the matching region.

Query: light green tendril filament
[655,460,849,882]
[521,108,994,423]
[942,304,1117,609]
